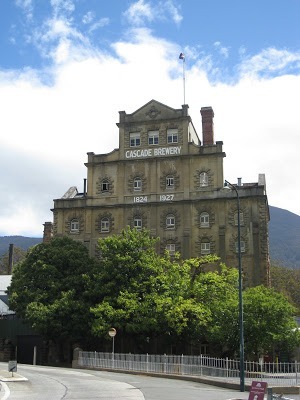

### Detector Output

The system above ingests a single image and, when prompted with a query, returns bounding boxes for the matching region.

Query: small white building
[0,275,14,317]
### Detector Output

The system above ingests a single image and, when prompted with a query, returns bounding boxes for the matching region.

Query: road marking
[0,382,10,400]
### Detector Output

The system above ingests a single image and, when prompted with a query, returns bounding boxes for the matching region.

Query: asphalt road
[0,363,250,400]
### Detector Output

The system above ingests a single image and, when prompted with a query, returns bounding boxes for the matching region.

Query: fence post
[226,357,228,379]
[181,354,184,375]
[295,360,298,385]
[200,354,203,376]
[267,387,273,400]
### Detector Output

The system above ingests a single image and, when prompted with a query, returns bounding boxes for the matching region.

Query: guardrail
[78,351,299,387]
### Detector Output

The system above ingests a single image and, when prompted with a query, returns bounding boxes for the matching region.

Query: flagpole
[179,53,186,104]
[183,56,185,105]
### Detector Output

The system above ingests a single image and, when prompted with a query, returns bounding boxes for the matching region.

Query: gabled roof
[118,99,189,124]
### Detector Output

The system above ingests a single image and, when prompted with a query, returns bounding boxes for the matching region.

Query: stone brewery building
[44,100,270,287]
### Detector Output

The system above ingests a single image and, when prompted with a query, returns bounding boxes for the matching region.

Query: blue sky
[0,0,300,236]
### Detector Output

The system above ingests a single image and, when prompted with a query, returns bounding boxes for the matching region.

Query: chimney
[43,222,53,243]
[8,244,14,274]
[84,178,87,196]
[200,107,214,145]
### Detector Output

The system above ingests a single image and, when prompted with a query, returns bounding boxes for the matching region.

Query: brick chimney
[200,107,214,145]
[43,222,53,242]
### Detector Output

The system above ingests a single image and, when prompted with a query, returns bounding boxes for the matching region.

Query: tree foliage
[7,229,300,359]
[270,264,300,313]
[7,237,98,343]
[243,286,300,357]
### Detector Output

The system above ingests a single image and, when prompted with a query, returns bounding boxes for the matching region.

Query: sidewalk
[0,369,28,382]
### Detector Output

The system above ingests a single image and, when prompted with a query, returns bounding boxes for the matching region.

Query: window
[130,132,141,147]
[235,241,246,253]
[70,219,79,232]
[200,172,208,187]
[101,179,109,192]
[134,177,142,191]
[234,211,244,225]
[200,212,209,228]
[101,218,109,232]
[166,243,176,256]
[134,217,142,230]
[166,175,174,189]
[148,130,159,145]
[201,242,210,255]
[166,214,175,229]
[167,129,178,144]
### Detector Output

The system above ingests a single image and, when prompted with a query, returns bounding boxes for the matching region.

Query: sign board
[108,328,117,337]
[8,360,17,372]
[248,381,267,400]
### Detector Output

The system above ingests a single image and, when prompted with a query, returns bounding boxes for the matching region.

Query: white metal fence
[78,351,300,387]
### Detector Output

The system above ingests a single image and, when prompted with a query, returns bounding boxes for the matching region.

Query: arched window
[101,217,110,232]
[201,241,210,255]
[70,219,79,232]
[234,211,244,225]
[134,217,142,230]
[134,177,142,191]
[235,241,246,253]
[166,175,174,189]
[199,172,208,187]
[200,212,209,228]
[166,214,175,229]
[101,179,109,192]
[166,243,176,256]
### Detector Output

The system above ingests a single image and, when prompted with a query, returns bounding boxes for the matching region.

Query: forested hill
[0,236,42,256]
[0,205,299,269]
[269,206,300,269]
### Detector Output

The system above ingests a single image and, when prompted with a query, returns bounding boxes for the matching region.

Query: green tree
[270,264,300,313]
[243,285,300,358]
[91,228,166,344]
[7,237,98,357]
[91,228,221,350]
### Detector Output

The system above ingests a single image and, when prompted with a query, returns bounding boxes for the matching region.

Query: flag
[179,53,185,60]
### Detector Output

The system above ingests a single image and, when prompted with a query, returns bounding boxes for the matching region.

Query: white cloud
[123,0,182,27]
[82,11,95,24]
[15,0,33,21]
[214,41,230,58]
[89,18,110,33]
[163,0,182,25]
[239,47,300,77]
[123,0,154,26]
[50,0,75,17]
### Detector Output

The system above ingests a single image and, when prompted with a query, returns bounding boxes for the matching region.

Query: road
[0,363,251,400]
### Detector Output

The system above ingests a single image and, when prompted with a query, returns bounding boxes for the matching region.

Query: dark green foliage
[7,237,98,343]
[243,286,300,357]
[7,229,300,358]
[270,264,300,313]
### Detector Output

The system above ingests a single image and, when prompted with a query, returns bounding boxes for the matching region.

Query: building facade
[44,100,270,287]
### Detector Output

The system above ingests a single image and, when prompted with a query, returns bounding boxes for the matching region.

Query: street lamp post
[224,180,245,392]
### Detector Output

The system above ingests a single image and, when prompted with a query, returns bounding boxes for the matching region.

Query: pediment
[124,100,183,123]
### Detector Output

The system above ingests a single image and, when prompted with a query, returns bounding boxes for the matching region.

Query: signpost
[248,381,267,400]
[8,360,17,377]
[108,328,117,368]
